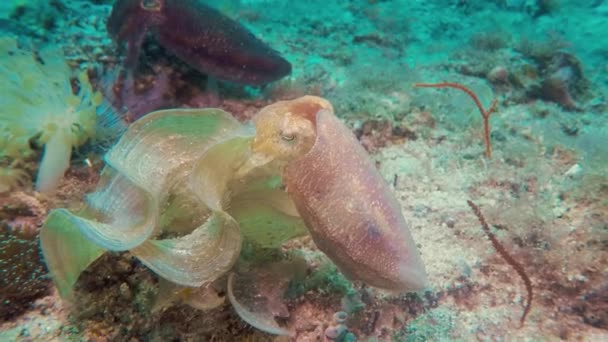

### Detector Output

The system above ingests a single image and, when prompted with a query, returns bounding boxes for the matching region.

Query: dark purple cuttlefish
[107,0,292,85]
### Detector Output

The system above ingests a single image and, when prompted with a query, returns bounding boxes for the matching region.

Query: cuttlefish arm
[248,96,427,292]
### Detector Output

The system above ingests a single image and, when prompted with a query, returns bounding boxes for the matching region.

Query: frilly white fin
[230,193,307,249]
[105,108,249,198]
[229,165,307,248]
[40,209,106,299]
[40,108,251,299]
[228,258,307,336]
[132,211,242,287]
[232,174,299,217]
[227,272,293,336]
[80,169,157,251]
[157,182,211,235]
[190,137,253,212]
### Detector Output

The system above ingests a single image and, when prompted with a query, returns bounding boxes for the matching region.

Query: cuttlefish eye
[141,0,162,11]
[280,132,295,142]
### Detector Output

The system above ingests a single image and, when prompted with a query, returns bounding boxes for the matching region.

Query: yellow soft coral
[0,38,101,193]
[0,163,29,193]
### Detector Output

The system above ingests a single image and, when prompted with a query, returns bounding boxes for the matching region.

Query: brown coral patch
[0,224,50,322]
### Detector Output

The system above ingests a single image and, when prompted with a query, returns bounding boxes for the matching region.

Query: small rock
[487,66,508,84]
[564,164,583,179]
[119,282,132,299]
[325,324,347,340]
[333,311,348,324]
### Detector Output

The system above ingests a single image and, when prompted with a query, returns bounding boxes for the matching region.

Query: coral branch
[414,82,497,159]
[467,200,532,327]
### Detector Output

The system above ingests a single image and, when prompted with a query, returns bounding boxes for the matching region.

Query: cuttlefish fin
[230,181,308,249]
[228,257,307,337]
[190,136,253,212]
[40,168,157,299]
[132,211,242,287]
[40,210,106,299]
[105,108,248,198]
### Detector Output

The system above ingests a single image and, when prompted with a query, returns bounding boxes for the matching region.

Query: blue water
[1,1,607,340]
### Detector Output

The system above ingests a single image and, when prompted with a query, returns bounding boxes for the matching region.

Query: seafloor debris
[414,82,498,159]
[467,200,533,326]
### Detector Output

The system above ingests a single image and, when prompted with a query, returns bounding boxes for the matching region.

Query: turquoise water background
[1,1,607,340]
